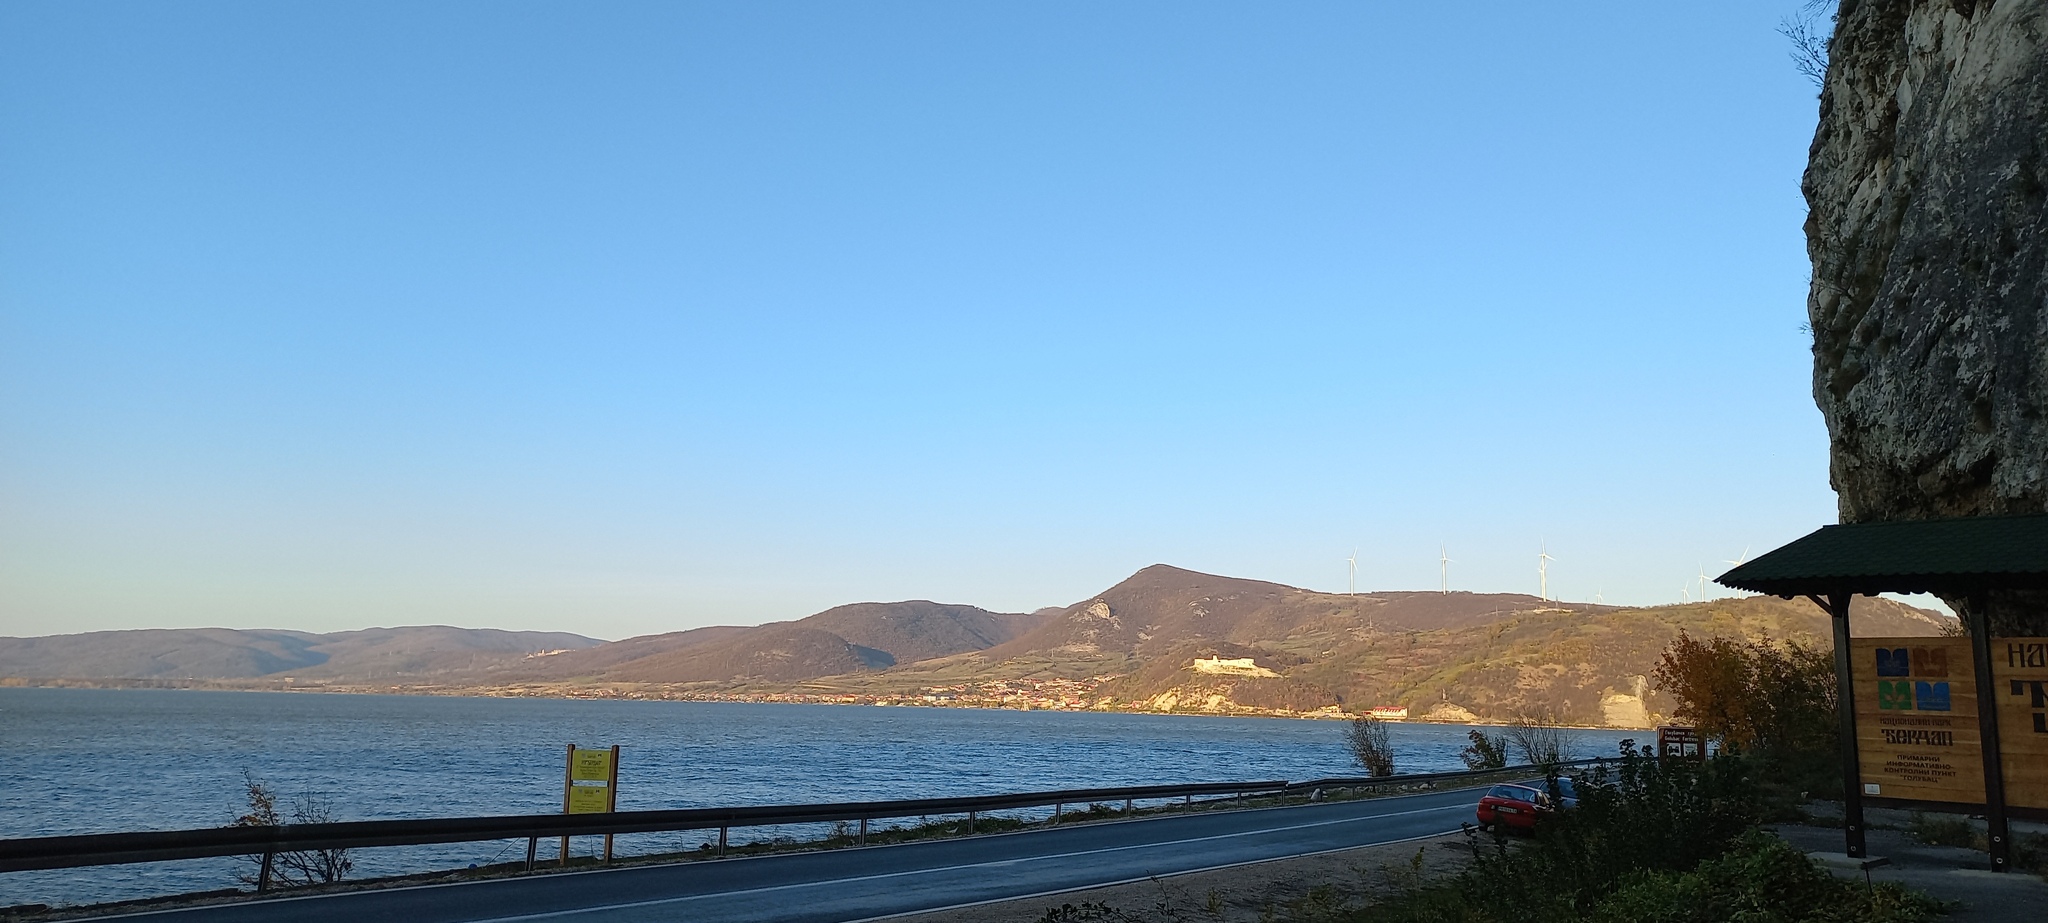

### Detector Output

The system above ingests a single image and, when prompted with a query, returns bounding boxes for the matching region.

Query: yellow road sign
[570,748,613,783]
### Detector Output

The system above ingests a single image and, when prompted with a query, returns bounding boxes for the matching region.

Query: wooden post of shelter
[1967,592,2011,873]
[1818,591,1867,860]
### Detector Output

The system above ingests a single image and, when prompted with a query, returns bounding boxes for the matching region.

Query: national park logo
[1876,647,1951,712]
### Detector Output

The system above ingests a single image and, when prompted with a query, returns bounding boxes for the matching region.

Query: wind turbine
[1439,545,1453,593]
[1714,547,1752,600]
[1346,549,1358,596]
[1537,544,1556,601]
[1696,564,1711,602]
[1596,587,1605,605]
[1681,583,1692,603]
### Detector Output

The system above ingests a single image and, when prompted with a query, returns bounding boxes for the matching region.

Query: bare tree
[1777,0,1834,88]
[1503,710,1579,768]
[1345,716,1396,777]
[233,774,353,888]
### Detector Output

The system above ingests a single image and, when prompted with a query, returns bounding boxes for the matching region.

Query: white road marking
[465,803,1469,922]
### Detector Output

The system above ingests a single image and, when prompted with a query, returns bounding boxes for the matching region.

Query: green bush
[1458,730,1508,771]
[1325,743,1941,923]
[1356,831,1940,923]
[1906,812,2048,877]
[1592,834,1942,923]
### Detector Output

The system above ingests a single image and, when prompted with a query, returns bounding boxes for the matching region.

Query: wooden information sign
[1850,637,1985,803]
[1993,638,2048,811]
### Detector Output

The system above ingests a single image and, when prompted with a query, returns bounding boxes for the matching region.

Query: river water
[0,687,1639,908]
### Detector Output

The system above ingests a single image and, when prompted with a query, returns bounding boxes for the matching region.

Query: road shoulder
[875,831,1475,923]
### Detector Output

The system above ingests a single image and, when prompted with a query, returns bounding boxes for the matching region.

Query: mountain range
[0,564,1954,726]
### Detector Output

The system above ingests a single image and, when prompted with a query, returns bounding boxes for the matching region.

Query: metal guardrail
[0,760,1599,877]
[1285,756,1605,793]
[0,781,1285,874]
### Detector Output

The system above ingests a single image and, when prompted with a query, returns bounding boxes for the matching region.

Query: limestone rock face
[1804,0,2048,523]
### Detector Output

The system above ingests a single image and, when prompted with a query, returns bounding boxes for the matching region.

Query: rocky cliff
[1806,0,2047,520]
[1805,0,2048,630]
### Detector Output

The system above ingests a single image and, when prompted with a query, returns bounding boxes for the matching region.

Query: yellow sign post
[561,744,620,865]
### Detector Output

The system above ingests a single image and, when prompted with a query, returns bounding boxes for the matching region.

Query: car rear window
[1487,785,1531,800]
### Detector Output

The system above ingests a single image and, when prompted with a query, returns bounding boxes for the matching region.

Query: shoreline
[0,680,1659,731]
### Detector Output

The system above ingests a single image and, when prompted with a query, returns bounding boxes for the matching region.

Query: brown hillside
[0,626,601,681]
[0,628,326,679]
[493,625,750,680]
[985,565,1577,662]
[986,565,1335,659]
[578,601,1041,684]
[284,626,603,679]
[794,602,1040,666]
[1098,593,1952,725]
[600,623,893,684]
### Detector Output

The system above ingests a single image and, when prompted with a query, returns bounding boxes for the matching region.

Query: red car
[1474,779,1577,831]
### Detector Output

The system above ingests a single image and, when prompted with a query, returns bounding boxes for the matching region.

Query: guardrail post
[1053,802,1062,824]
[1183,794,1191,810]
[858,817,867,846]
[525,837,538,872]
[1123,798,1133,815]
[256,849,274,892]
[717,827,727,858]
[966,811,976,834]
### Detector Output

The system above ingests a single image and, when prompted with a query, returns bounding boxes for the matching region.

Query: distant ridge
[0,626,601,681]
[504,600,1042,684]
[0,565,1956,727]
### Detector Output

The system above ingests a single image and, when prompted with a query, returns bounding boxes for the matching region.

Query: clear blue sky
[2,1,1854,640]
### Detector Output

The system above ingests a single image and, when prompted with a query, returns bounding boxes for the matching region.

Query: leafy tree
[1345,716,1395,776]
[1459,729,1508,771]
[1652,631,1839,801]
[1651,631,1834,757]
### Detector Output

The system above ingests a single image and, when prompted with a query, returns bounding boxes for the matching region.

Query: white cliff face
[1806,0,2048,527]
[1190,656,1280,678]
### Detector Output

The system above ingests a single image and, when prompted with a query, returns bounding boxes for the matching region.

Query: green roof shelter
[1717,512,2048,873]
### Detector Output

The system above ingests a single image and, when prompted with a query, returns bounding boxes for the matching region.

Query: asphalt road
[94,787,1486,923]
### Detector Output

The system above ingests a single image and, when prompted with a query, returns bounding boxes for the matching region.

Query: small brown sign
[1656,725,1705,761]
[1851,637,1985,804]
[1993,638,2048,811]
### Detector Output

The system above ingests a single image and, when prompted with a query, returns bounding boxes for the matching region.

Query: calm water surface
[0,688,1638,907]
